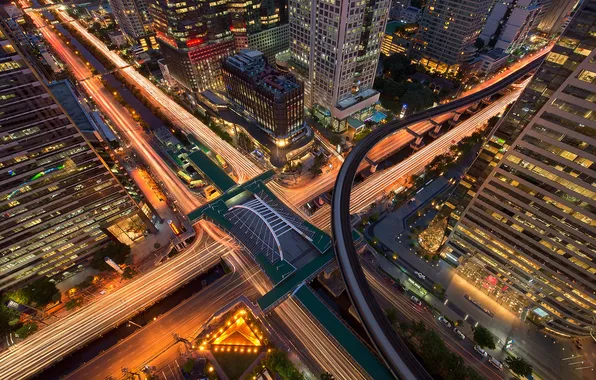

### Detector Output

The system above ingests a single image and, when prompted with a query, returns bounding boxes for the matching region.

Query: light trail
[55,11,262,183]
[309,87,524,230]
[0,235,232,380]
[30,13,201,214]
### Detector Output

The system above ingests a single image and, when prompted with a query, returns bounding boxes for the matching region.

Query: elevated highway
[331,57,543,379]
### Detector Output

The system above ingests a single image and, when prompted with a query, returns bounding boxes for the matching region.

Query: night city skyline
[0,0,594,379]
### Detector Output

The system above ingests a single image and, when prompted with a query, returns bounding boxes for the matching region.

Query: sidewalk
[369,171,587,380]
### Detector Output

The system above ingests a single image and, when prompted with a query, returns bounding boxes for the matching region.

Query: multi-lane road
[307,86,525,230]
[0,235,230,380]
[56,11,262,183]
[29,13,202,214]
[331,56,543,379]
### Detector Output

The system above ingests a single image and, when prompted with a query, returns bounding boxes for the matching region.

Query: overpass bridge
[331,56,544,379]
[187,166,390,378]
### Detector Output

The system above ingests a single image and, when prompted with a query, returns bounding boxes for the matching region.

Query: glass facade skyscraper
[445,0,596,336]
[0,26,142,290]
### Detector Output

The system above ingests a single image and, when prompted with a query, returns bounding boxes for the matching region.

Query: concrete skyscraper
[0,25,145,290]
[479,0,547,53]
[149,0,235,92]
[444,0,596,336]
[414,0,493,74]
[537,0,579,34]
[108,0,157,49]
[289,0,389,132]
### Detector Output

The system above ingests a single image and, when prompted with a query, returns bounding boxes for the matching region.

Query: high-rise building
[289,0,389,132]
[537,0,578,34]
[222,50,305,145]
[108,0,158,50]
[228,0,289,62]
[149,0,235,92]
[414,0,493,74]
[0,25,144,290]
[479,0,547,53]
[389,0,410,20]
[444,0,596,336]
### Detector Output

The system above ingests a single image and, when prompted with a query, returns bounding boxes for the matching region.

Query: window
[578,69,596,84]
[0,60,22,72]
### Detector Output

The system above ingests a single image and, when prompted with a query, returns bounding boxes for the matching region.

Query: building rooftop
[385,21,405,35]
[482,48,509,61]
[48,80,94,133]
[224,49,300,96]
[336,88,378,110]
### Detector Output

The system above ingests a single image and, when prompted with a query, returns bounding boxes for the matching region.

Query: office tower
[389,0,410,20]
[445,0,596,336]
[538,0,578,34]
[479,0,547,53]
[289,0,389,132]
[0,26,144,290]
[414,0,493,74]
[108,0,157,49]
[381,21,417,56]
[228,0,290,61]
[149,0,235,92]
[222,50,305,144]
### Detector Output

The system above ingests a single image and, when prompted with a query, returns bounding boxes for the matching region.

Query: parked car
[474,345,488,357]
[414,271,426,280]
[438,316,451,328]
[489,357,503,370]
[410,295,422,307]
[453,328,465,340]
[393,282,406,293]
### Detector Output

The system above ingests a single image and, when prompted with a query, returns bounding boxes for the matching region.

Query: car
[414,271,426,280]
[474,345,488,357]
[489,357,503,370]
[453,328,465,340]
[410,295,422,306]
[394,283,406,293]
[99,290,107,295]
[438,316,452,328]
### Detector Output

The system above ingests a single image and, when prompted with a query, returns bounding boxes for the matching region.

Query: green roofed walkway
[294,286,393,380]
[187,150,237,192]
[254,253,295,285]
[257,248,334,311]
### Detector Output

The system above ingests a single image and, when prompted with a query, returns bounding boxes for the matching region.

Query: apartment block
[445,0,596,336]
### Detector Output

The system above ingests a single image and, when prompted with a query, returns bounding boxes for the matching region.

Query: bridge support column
[449,111,462,127]
[429,120,442,138]
[410,136,424,151]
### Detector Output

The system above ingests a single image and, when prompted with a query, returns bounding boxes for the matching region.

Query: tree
[90,241,132,271]
[15,322,38,339]
[505,356,533,377]
[65,299,82,310]
[320,373,334,380]
[182,358,195,374]
[122,267,138,280]
[473,325,496,349]
[385,308,399,326]
[264,350,304,380]
[24,277,60,306]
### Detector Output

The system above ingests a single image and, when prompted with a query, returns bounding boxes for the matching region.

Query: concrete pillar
[410,136,424,151]
[429,123,442,139]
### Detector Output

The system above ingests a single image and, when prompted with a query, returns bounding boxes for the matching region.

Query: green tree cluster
[473,325,497,349]
[15,322,38,339]
[263,350,304,380]
[90,241,132,271]
[505,356,533,377]
[400,321,484,380]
